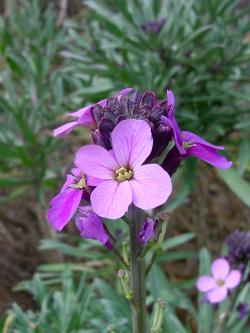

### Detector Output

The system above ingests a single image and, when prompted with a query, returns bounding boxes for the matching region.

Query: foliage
[0,0,68,204]
[3,238,250,332]
[64,0,250,142]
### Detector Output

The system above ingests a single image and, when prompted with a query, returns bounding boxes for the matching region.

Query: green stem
[128,205,148,333]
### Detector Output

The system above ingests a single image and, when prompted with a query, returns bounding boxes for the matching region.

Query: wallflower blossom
[76,206,112,249]
[53,88,133,137]
[75,119,172,219]
[226,229,250,268]
[161,90,232,172]
[141,19,166,35]
[237,303,249,320]
[54,88,173,159]
[139,218,157,246]
[196,258,241,303]
[47,168,89,231]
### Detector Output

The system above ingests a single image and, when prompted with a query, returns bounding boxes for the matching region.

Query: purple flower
[237,303,249,320]
[226,229,250,267]
[139,218,157,246]
[76,206,112,249]
[141,19,166,35]
[47,168,89,231]
[53,88,133,137]
[75,119,172,219]
[161,90,232,169]
[196,258,241,303]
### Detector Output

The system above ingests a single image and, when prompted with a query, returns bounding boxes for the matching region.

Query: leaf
[162,233,196,251]
[197,248,213,333]
[238,138,250,176]
[217,168,250,207]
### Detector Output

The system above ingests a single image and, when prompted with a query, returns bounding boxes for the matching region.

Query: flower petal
[111,119,153,168]
[76,206,110,247]
[196,276,217,292]
[182,131,224,150]
[130,164,172,210]
[211,258,230,279]
[87,175,105,186]
[91,180,132,219]
[75,145,119,180]
[225,270,241,289]
[47,188,82,231]
[164,89,186,154]
[53,121,78,137]
[61,174,75,192]
[187,144,232,169]
[207,286,228,303]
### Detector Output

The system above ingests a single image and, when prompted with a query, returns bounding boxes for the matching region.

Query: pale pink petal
[111,119,153,168]
[207,286,228,303]
[225,270,241,289]
[91,180,132,219]
[74,145,119,180]
[47,188,82,231]
[87,175,105,186]
[196,276,217,292]
[129,164,172,210]
[211,258,230,279]
[68,105,92,117]
[71,168,81,177]
[182,131,224,150]
[53,121,78,137]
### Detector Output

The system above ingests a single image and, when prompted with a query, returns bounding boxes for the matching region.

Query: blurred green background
[0,0,249,332]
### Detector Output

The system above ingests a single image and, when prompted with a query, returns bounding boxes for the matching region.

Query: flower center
[182,141,196,149]
[216,279,225,287]
[70,176,88,189]
[116,167,133,182]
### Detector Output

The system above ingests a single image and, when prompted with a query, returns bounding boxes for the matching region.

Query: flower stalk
[128,205,148,333]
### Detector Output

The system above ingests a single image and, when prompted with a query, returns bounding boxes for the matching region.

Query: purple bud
[76,206,112,249]
[225,230,250,267]
[237,303,249,320]
[139,218,157,246]
[161,146,184,176]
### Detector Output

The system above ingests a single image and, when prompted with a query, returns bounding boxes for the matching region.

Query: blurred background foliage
[0,0,249,332]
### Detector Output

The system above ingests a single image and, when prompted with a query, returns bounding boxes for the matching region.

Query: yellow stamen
[216,279,225,287]
[183,141,196,149]
[116,167,133,182]
[70,176,88,189]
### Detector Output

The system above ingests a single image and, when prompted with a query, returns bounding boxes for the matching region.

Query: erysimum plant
[48,88,231,333]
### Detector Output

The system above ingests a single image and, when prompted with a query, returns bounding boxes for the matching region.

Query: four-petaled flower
[161,90,232,169]
[47,167,89,231]
[75,119,172,219]
[196,258,241,303]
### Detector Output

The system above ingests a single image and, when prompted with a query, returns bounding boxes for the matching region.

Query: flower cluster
[226,229,250,269]
[48,88,232,245]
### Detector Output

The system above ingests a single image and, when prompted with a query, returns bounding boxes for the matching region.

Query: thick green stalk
[128,206,148,333]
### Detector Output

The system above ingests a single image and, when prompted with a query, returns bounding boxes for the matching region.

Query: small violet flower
[226,229,250,268]
[47,168,89,231]
[139,218,157,246]
[237,303,249,320]
[75,119,172,219]
[196,258,241,303]
[76,206,112,249]
[161,90,232,172]
[53,88,133,137]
